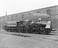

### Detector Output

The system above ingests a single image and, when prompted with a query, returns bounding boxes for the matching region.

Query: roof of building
[32,13,50,18]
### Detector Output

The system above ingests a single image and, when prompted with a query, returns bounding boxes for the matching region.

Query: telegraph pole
[5,10,7,16]
[5,10,8,22]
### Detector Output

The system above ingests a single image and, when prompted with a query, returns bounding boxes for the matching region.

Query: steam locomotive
[3,13,52,34]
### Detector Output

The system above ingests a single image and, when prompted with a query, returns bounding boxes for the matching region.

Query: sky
[0,0,58,16]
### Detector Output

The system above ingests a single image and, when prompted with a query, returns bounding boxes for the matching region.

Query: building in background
[0,5,58,30]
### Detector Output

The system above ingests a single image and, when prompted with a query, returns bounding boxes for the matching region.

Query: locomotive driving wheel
[40,27,46,34]
[40,27,51,34]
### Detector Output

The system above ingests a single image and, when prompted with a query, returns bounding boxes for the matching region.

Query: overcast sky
[0,0,58,16]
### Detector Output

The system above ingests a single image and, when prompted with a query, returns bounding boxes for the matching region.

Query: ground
[0,29,58,48]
